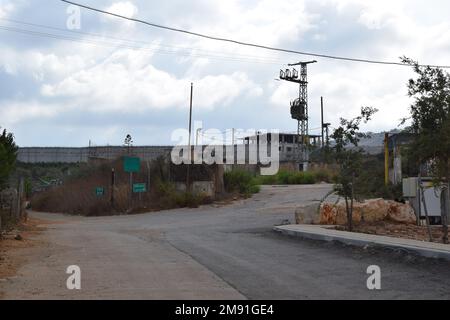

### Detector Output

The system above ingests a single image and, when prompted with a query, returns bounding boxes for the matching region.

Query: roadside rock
[298,199,416,226]
[295,203,321,224]
[386,202,417,224]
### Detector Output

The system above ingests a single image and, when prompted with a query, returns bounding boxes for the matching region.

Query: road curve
[1,185,449,300]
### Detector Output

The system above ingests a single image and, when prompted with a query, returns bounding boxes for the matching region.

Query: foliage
[402,57,450,243]
[253,169,335,186]
[353,154,403,201]
[331,107,378,231]
[0,128,18,189]
[401,57,450,183]
[224,170,260,197]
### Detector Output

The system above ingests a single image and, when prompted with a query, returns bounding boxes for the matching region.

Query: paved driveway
[1,185,449,299]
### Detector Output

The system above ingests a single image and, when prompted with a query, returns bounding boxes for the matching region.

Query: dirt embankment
[0,218,48,298]
[336,221,449,243]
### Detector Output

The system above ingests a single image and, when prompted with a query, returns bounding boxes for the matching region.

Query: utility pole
[384,133,389,186]
[321,97,331,149]
[279,60,317,171]
[321,97,324,147]
[186,83,194,192]
[324,123,330,147]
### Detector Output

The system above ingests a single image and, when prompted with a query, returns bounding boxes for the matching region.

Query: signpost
[95,187,105,197]
[133,183,147,193]
[124,157,141,173]
[124,157,142,212]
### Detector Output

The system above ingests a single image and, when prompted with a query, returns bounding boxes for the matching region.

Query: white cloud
[1,0,450,146]
[0,1,14,19]
[106,1,138,18]
[41,49,261,112]
[0,101,58,125]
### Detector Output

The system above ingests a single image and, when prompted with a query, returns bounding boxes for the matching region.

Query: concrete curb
[274,225,450,262]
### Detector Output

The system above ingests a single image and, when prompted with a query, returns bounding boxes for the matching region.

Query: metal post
[146,161,151,193]
[129,172,133,212]
[384,133,389,186]
[441,184,449,244]
[186,83,194,192]
[111,168,115,209]
[321,97,324,148]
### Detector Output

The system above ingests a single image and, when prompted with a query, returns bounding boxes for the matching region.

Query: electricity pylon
[279,60,317,171]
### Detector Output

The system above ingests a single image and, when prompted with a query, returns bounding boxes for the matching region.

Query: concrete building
[243,132,322,163]
[17,146,173,164]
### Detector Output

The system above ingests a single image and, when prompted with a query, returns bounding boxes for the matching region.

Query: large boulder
[316,199,416,225]
[295,203,321,224]
[386,202,417,224]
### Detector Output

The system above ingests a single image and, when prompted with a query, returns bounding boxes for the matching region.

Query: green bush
[253,169,333,186]
[224,170,259,195]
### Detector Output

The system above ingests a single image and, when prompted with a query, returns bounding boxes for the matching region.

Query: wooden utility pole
[186,83,194,192]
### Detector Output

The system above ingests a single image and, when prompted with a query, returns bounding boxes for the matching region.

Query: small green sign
[95,187,105,196]
[124,157,141,173]
[133,183,147,193]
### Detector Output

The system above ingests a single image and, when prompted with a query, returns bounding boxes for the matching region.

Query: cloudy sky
[0,0,449,147]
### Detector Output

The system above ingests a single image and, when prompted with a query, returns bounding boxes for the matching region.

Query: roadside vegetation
[0,127,19,234]
[30,157,216,216]
[253,169,336,186]
[223,167,337,199]
[224,170,260,197]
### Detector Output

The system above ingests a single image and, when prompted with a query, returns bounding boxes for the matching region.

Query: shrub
[224,170,259,195]
[253,169,335,186]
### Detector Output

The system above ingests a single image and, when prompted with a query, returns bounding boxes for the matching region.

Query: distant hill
[349,130,402,155]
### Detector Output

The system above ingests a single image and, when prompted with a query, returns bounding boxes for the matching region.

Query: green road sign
[124,157,141,173]
[133,183,147,193]
[95,187,105,196]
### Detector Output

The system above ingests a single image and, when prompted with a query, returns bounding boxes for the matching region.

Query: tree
[124,134,133,155]
[331,107,378,231]
[402,57,450,244]
[0,128,18,189]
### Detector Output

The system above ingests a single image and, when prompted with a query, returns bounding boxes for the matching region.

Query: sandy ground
[0,218,50,298]
[0,212,245,300]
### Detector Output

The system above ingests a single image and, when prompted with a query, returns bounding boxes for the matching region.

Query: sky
[0,0,449,147]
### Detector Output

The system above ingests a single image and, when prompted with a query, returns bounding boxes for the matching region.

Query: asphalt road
[1,185,450,299]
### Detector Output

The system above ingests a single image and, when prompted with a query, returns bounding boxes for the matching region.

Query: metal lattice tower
[279,60,317,170]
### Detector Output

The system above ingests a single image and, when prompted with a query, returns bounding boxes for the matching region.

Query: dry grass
[30,159,215,216]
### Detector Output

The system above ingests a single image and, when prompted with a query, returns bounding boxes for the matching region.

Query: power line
[61,0,450,69]
[0,17,285,63]
[0,24,285,65]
